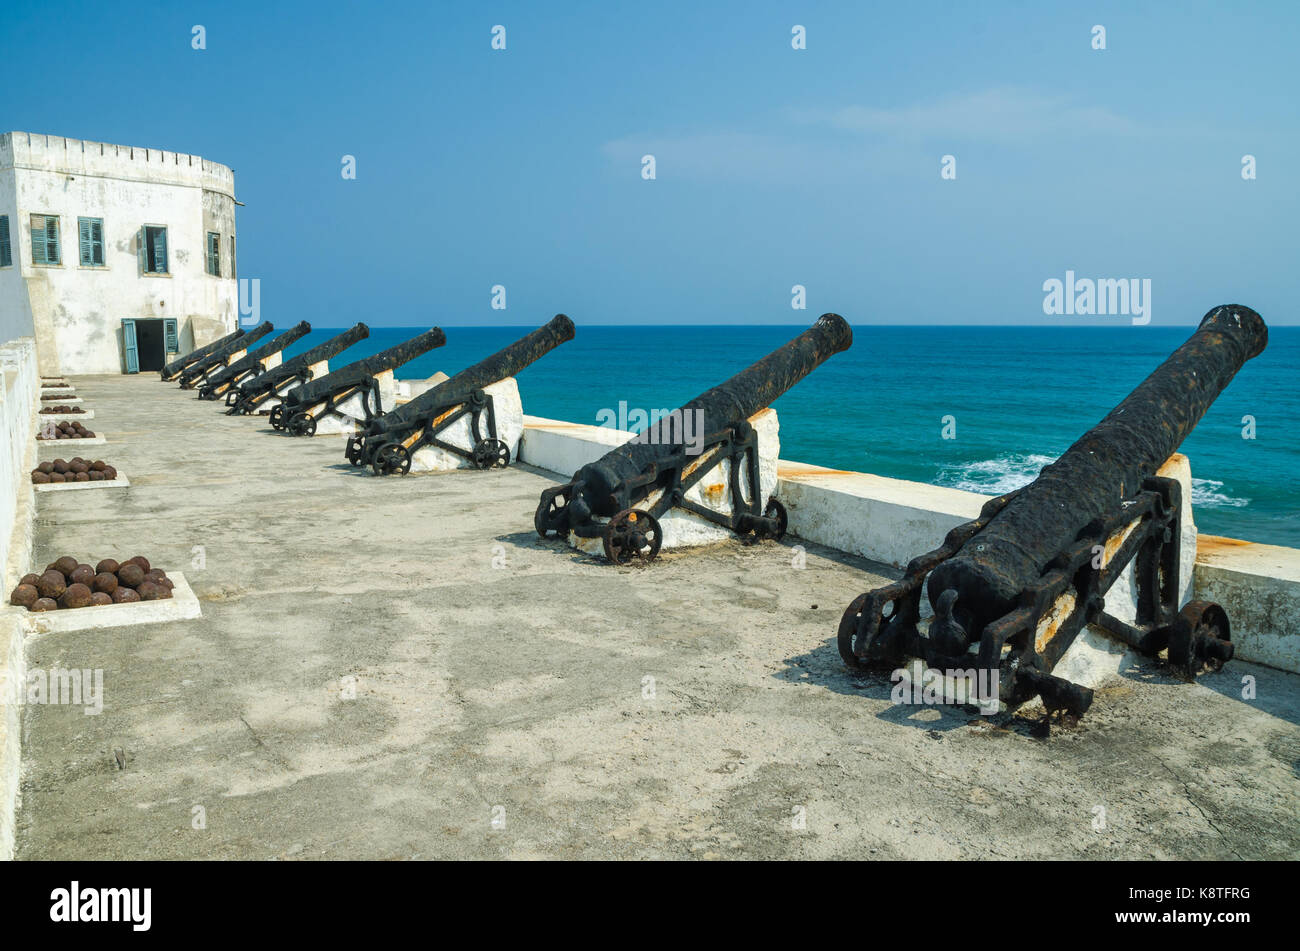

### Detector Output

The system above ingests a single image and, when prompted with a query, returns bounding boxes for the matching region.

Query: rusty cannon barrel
[350,314,575,475]
[198,322,311,400]
[160,327,244,381]
[839,304,1267,721]
[227,322,371,415]
[178,322,273,389]
[273,327,447,434]
[535,313,852,563]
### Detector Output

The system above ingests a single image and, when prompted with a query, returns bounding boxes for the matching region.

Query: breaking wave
[936,456,1250,509]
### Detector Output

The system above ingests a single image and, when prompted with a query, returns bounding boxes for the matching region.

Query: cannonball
[82,430,96,438]
[31,598,58,612]
[69,565,95,586]
[88,471,103,481]
[49,472,66,483]
[92,572,118,594]
[74,472,89,483]
[36,570,66,600]
[37,462,54,474]
[102,466,117,480]
[32,471,50,484]
[20,573,40,587]
[111,587,140,604]
[9,584,38,608]
[59,583,93,609]
[125,555,151,572]
[156,584,173,599]
[145,569,168,584]
[96,558,120,575]
[136,581,162,601]
[54,556,79,576]
[70,461,89,474]
[90,592,113,606]
[117,563,145,588]
[90,460,106,472]
[52,460,69,474]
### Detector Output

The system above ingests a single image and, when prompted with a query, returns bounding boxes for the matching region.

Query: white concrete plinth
[34,474,129,493]
[40,396,82,404]
[569,409,781,555]
[13,572,201,636]
[37,435,105,446]
[407,378,522,473]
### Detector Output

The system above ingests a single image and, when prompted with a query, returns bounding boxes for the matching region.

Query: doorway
[121,318,178,373]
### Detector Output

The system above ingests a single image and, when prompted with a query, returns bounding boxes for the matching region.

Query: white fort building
[0,131,239,376]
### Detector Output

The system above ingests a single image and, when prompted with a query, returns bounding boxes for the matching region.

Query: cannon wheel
[535,489,567,538]
[763,497,788,540]
[289,412,317,437]
[372,443,412,477]
[1167,600,1232,679]
[472,438,511,470]
[603,509,662,565]
[269,405,287,430]
[345,438,366,467]
[838,594,871,670]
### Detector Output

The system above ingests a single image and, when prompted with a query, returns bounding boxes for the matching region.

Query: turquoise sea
[278,324,1299,548]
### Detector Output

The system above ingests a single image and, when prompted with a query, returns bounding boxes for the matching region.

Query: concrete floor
[14,374,1300,860]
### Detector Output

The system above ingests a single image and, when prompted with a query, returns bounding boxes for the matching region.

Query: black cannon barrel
[283,327,447,410]
[236,322,370,398]
[179,322,273,385]
[161,327,244,380]
[567,313,852,516]
[365,315,575,437]
[927,304,1268,636]
[201,322,312,394]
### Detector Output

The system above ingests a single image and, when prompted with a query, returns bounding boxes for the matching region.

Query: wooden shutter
[0,216,10,268]
[122,319,139,373]
[91,220,104,265]
[137,228,147,273]
[164,318,179,353]
[46,217,60,264]
[152,227,168,273]
[79,218,92,265]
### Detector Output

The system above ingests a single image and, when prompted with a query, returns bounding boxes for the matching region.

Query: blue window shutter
[0,216,10,267]
[153,228,168,273]
[79,218,92,265]
[31,216,47,265]
[122,319,139,373]
[47,217,60,265]
[137,228,147,273]
[91,220,104,265]
[164,318,178,352]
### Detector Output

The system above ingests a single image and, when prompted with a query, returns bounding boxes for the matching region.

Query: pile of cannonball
[9,556,173,612]
[32,458,118,484]
[38,420,96,440]
[41,404,86,415]
[41,382,72,390]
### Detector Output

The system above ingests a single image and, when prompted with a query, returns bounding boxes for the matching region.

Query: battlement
[0,131,235,197]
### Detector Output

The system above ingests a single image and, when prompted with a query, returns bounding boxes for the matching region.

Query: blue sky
[4,1,1297,325]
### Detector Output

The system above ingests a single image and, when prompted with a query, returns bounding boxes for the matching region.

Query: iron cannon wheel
[345,438,366,467]
[1167,600,1232,678]
[269,404,287,430]
[764,497,788,540]
[837,594,871,670]
[472,438,511,470]
[372,443,412,477]
[289,412,317,437]
[603,509,662,565]
[534,491,567,538]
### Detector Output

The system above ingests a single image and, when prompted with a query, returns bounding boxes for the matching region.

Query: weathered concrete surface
[12,375,1300,860]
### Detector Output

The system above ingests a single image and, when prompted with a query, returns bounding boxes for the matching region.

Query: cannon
[225,322,371,416]
[535,313,853,564]
[160,327,244,381]
[838,305,1267,722]
[177,322,274,389]
[271,327,447,436]
[346,315,575,476]
[197,322,312,401]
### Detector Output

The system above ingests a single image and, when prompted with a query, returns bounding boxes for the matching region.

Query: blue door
[122,319,139,373]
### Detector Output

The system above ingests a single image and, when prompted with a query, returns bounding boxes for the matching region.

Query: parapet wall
[0,336,37,860]
[1,132,235,197]
[519,415,1300,677]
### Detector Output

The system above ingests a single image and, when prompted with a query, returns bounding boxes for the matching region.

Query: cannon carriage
[225,323,370,416]
[177,322,274,390]
[197,322,312,401]
[837,305,1267,720]
[160,327,245,382]
[346,315,575,476]
[270,327,447,436]
[534,313,853,564]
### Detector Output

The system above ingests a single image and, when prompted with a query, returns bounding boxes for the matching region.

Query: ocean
[277,324,1300,548]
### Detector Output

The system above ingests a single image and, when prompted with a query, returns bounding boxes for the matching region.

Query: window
[30,214,61,266]
[140,225,168,274]
[0,216,11,267]
[229,235,236,280]
[206,231,221,276]
[78,217,105,266]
